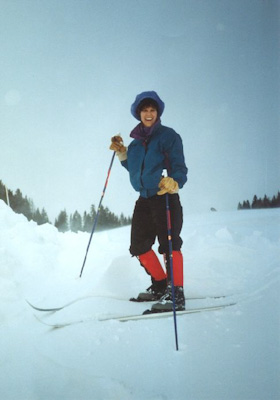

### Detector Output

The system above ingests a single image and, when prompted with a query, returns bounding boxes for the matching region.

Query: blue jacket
[121,123,188,198]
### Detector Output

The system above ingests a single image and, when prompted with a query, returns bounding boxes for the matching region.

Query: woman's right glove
[157,177,179,195]
[110,135,127,161]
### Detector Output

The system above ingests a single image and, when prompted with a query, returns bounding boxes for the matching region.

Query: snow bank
[0,200,279,400]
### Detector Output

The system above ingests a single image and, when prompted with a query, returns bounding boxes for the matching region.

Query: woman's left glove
[157,177,179,195]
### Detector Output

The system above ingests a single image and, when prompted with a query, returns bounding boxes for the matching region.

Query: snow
[0,199,279,400]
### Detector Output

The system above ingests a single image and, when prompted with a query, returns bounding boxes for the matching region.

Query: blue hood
[131,91,165,121]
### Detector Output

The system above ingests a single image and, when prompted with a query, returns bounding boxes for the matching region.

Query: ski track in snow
[0,200,279,400]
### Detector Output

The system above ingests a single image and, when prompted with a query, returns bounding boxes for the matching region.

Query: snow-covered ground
[0,199,279,400]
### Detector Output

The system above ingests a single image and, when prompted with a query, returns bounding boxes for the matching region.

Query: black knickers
[130,194,183,256]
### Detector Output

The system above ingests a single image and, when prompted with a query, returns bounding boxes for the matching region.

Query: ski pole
[80,152,116,277]
[165,193,179,351]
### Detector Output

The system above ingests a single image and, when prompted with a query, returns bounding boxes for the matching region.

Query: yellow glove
[110,135,127,161]
[157,177,179,195]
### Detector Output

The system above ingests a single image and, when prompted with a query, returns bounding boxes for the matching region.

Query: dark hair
[136,98,159,116]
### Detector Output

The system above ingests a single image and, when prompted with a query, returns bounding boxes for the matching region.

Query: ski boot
[151,284,185,312]
[130,279,167,302]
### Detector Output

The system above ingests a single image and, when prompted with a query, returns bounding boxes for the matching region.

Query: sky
[1,0,279,222]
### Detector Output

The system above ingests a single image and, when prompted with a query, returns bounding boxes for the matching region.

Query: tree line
[0,180,49,224]
[238,192,280,210]
[0,180,131,232]
[54,205,131,233]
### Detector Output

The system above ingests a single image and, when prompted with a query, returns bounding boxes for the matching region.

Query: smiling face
[140,106,158,127]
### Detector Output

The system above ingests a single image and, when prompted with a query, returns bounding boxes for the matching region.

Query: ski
[100,302,236,322]
[34,302,236,329]
[26,294,231,313]
[129,294,228,302]
[25,294,127,313]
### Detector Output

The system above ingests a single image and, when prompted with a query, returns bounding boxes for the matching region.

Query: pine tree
[239,200,250,210]
[263,195,270,208]
[97,205,108,230]
[0,180,11,204]
[252,195,262,209]
[70,210,83,233]
[83,211,92,232]
[119,212,131,226]
[33,208,50,225]
[271,192,280,208]
[10,188,23,213]
[9,190,33,220]
[55,210,69,232]
[0,180,6,202]
[40,208,50,224]
[90,204,97,222]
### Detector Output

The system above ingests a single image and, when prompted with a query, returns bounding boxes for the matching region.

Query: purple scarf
[130,120,161,140]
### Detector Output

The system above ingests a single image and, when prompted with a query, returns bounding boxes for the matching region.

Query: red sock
[138,250,167,281]
[172,251,184,287]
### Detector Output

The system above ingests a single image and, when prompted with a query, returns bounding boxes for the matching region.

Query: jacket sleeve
[121,159,129,171]
[162,129,188,188]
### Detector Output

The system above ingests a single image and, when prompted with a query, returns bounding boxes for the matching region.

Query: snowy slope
[0,199,279,400]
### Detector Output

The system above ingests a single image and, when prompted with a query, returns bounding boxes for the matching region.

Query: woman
[110,91,188,311]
